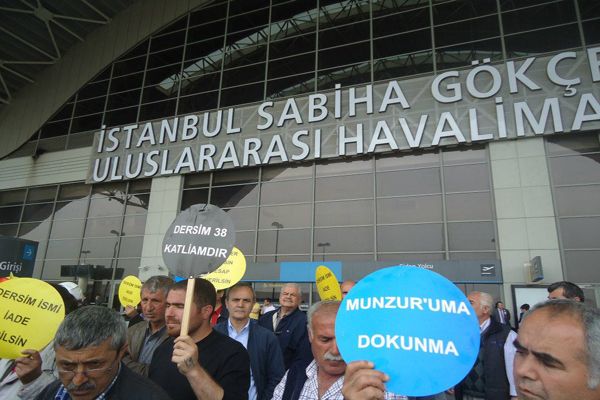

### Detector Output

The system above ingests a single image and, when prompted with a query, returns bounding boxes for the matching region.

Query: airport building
[0,0,598,313]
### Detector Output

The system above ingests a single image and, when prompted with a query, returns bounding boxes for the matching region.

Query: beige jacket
[123,320,170,376]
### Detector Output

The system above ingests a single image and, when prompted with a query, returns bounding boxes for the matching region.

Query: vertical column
[139,175,183,280]
[490,137,562,315]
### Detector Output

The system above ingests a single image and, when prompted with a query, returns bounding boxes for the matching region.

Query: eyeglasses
[56,358,117,379]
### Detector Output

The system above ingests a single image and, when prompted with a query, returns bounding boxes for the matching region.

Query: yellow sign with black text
[202,247,246,290]
[0,278,65,359]
[316,265,342,301]
[118,275,142,307]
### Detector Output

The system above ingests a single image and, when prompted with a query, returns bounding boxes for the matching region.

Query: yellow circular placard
[0,278,65,359]
[316,265,342,301]
[118,275,142,308]
[201,247,246,290]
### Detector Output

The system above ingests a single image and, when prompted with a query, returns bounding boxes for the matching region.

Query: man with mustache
[271,301,405,400]
[513,299,600,400]
[34,306,171,400]
[123,275,172,376]
[148,278,250,400]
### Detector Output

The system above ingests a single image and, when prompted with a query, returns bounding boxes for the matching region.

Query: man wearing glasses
[259,283,312,369]
[34,306,171,400]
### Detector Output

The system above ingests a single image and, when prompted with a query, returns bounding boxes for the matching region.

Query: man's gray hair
[54,305,127,351]
[141,275,173,294]
[524,300,600,389]
[282,282,302,297]
[307,300,340,334]
[471,291,493,310]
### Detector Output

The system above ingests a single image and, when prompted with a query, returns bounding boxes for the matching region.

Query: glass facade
[181,145,497,263]
[546,133,600,284]
[0,180,151,281]
[1,0,599,294]
[8,0,598,159]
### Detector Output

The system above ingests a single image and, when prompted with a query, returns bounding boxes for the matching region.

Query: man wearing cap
[122,275,172,376]
[34,305,171,400]
[149,278,250,400]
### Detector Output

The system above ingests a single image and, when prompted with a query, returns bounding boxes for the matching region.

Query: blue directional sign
[0,236,38,278]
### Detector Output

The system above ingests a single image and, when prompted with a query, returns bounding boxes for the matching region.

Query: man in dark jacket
[215,283,285,400]
[34,305,171,400]
[492,301,511,326]
[455,291,517,400]
[258,282,311,369]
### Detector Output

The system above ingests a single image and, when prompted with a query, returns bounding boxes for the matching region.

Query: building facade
[0,0,599,310]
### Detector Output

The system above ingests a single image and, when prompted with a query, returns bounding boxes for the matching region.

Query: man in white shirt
[261,298,276,315]
[214,283,285,400]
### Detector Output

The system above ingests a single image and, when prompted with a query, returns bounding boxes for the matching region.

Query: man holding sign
[123,275,172,376]
[149,278,250,400]
[272,301,405,400]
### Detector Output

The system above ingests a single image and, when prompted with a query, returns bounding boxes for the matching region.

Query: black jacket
[456,318,512,400]
[258,307,312,369]
[34,363,172,400]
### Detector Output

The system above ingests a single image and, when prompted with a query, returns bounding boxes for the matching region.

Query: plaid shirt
[272,360,407,400]
[54,364,121,400]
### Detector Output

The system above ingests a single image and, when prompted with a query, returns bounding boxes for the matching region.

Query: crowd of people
[0,278,598,400]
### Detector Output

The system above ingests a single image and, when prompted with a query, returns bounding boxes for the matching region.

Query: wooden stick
[180,278,195,337]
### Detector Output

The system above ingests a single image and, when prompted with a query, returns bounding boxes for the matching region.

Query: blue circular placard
[335,266,480,397]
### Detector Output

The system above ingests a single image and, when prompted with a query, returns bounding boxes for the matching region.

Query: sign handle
[180,278,196,337]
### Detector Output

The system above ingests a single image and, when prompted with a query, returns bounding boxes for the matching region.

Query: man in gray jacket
[122,275,172,376]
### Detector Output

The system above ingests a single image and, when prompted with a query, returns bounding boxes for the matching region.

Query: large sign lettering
[88,48,600,183]
[162,204,236,277]
[0,278,65,359]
